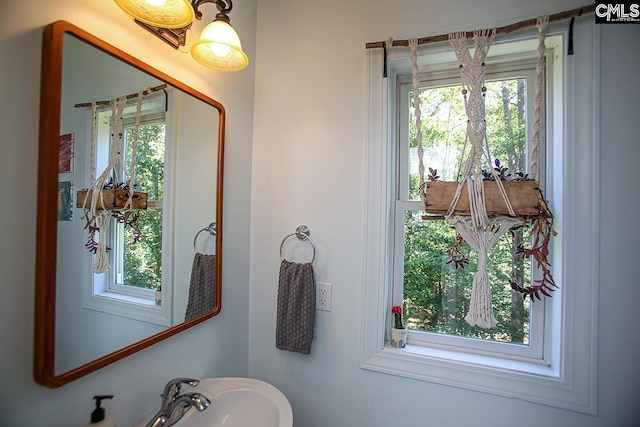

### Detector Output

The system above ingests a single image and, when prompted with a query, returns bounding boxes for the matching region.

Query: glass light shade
[114,0,195,29]
[191,20,249,72]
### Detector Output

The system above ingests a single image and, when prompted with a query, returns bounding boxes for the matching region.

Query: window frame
[361,25,599,414]
[392,62,547,363]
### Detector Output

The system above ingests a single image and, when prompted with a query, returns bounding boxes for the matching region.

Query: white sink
[160,377,293,427]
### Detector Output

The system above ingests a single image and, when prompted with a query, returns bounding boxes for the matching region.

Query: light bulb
[210,43,231,57]
[145,0,167,6]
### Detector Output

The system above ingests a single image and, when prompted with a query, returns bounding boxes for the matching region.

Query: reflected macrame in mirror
[35,21,224,387]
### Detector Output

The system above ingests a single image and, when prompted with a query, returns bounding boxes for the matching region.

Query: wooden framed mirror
[35,21,224,388]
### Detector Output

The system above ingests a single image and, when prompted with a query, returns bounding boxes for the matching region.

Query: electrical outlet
[317,282,332,311]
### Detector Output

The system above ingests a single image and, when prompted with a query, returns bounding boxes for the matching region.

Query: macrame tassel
[465,249,498,328]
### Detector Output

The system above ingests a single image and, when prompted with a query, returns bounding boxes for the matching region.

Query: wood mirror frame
[34,21,224,388]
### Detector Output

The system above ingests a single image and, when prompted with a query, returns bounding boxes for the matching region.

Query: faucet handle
[165,377,200,388]
[161,377,200,402]
[183,392,211,411]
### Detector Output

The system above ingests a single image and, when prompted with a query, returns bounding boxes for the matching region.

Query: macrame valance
[366,4,593,49]
[408,16,556,328]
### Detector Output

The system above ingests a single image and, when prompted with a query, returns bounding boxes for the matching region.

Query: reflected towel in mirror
[185,253,217,321]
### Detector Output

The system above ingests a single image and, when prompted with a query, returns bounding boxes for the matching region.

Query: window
[362,27,598,413]
[393,63,547,362]
[83,94,174,327]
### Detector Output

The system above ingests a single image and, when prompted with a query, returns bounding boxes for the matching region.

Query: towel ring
[194,222,216,254]
[280,225,316,263]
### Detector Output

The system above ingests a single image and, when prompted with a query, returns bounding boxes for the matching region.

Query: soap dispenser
[84,395,115,427]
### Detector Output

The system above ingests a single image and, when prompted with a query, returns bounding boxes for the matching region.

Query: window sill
[363,341,588,412]
[94,290,156,306]
[381,342,556,377]
[83,288,171,327]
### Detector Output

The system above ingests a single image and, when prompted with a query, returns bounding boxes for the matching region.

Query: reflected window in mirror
[84,97,173,326]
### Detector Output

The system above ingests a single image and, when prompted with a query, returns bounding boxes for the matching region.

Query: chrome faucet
[145,378,211,427]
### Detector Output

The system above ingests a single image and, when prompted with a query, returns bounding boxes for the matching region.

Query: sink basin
[141,377,293,427]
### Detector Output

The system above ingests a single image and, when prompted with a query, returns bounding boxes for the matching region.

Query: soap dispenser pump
[85,395,115,427]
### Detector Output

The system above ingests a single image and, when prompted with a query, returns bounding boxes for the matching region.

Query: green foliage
[125,124,165,201]
[123,209,163,290]
[122,123,165,290]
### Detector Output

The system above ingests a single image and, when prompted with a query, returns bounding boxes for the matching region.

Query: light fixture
[114,0,248,72]
[114,0,195,29]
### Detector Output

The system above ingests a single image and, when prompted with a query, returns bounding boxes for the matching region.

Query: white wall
[0,0,256,425]
[249,1,640,426]
[2,0,640,426]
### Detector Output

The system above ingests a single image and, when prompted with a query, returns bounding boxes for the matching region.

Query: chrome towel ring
[193,222,216,254]
[280,225,316,263]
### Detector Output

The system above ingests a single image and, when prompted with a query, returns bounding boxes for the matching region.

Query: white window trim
[361,23,599,414]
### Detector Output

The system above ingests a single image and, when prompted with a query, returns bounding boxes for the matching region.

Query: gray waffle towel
[185,253,216,321]
[276,260,316,354]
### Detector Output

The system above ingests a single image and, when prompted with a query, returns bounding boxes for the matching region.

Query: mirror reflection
[35,21,224,387]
